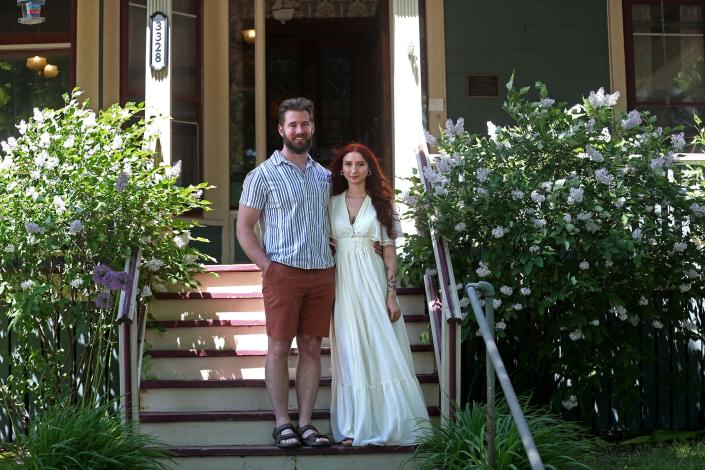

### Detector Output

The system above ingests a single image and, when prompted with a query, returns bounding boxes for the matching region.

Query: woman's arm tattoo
[385,265,397,293]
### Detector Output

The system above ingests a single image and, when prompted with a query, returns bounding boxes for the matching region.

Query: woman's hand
[387,294,401,323]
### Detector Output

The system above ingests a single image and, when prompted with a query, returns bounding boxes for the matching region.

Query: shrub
[7,402,171,469]
[408,399,602,469]
[0,90,212,433]
[400,77,705,422]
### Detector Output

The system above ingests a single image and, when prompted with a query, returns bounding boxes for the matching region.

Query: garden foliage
[401,77,705,420]
[0,90,212,433]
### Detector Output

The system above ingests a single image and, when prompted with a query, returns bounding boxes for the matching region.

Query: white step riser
[145,351,436,381]
[149,295,426,322]
[145,323,429,350]
[140,383,439,413]
[165,453,411,470]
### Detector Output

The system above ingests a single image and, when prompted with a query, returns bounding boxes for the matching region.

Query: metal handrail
[467,281,544,470]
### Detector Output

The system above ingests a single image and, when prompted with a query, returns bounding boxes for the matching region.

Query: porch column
[144,0,172,164]
[391,0,425,233]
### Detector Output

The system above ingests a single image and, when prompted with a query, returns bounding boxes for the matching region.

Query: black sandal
[272,422,301,449]
[298,424,332,447]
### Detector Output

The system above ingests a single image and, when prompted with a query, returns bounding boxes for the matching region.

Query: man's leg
[266,335,298,445]
[296,333,328,443]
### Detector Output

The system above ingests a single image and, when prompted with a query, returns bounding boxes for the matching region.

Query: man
[236,97,334,448]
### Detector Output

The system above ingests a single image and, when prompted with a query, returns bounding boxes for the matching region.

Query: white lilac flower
[111,135,123,150]
[541,181,552,191]
[511,190,525,200]
[26,187,38,200]
[529,245,540,254]
[563,214,572,223]
[605,260,613,268]
[569,329,584,341]
[487,121,499,141]
[629,315,640,326]
[533,218,547,228]
[70,278,84,289]
[530,191,545,204]
[590,319,600,326]
[567,187,584,204]
[621,110,642,130]
[30,170,40,180]
[600,127,612,142]
[525,208,535,215]
[39,132,51,148]
[685,269,699,279]
[475,167,490,183]
[184,254,198,265]
[673,242,687,252]
[585,145,604,163]
[493,299,502,309]
[585,221,601,233]
[144,258,164,272]
[195,188,204,199]
[595,168,614,185]
[645,205,654,213]
[25,222,44,234]
[495,320,507,330]
[476,261,491,278]
[476,187,489,197]
[34,152,47,167]
[4,244,15,253]
[690,203,705,218]
[16,120,27,135]
[621,165,632,175]
[579,261,590,270]
[513,303,524,311]
[585,118,596,132]
[21,280,35,290]
[116,172,129,192]
[679,283,692,293]
[538,98,555,107]
[424,130,437,147]
[69,220,84,235]
[53,196,66,214]
[520,287,531,296]
[445,117,464,139]
[500,286,513,296]
[141,285,153,298]
[455,222,466,232]
[166,160,182,179]
[652,320,663,329]
[577,211,592,221]
[45,157,59,170]
[612,305,628,321]
[63,135,75,148]
[174,231,190,249]
[587,87,620,108]
[639,296,649,306]
[632,228,642,240]
[491,226,506,238]
[615,197,626,208]
[671,132,686,151]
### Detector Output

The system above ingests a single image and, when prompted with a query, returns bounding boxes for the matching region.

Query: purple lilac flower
[116,171,129,192]
[95,292,113,309]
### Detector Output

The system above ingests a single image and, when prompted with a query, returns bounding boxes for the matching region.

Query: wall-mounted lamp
[43,63,58,78]
[26,55,47,71]
[17,0,46,25]
[241,28,256,44]
[272,0,295,24]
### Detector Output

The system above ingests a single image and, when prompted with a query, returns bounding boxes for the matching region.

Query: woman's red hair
[330,143,397,238]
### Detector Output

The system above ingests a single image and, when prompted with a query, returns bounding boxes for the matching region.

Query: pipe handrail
[467,282,545,470]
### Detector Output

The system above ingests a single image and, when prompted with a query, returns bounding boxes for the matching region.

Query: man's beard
[283,134,313,154]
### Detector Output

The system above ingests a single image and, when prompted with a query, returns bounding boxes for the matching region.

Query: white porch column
[145,0,172,164]
[391,0,425,234]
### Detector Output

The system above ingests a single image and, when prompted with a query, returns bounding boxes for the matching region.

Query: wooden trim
[0,32,71,45]
[607,0,628,114]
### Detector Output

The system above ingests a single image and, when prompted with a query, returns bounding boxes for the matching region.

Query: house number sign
[150,12,169,72]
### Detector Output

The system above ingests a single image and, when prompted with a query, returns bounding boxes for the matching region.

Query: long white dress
[329,192,430,446]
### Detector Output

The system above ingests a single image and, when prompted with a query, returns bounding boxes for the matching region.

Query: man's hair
[278,97,314,124]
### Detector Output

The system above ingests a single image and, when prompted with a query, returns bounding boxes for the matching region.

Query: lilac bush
[401,78,705,426]
[0,90,212,432]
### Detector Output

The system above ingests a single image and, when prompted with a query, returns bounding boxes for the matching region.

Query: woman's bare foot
[341,438,353,446]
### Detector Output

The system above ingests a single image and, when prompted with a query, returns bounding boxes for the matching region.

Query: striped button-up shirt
[239,150,334,269]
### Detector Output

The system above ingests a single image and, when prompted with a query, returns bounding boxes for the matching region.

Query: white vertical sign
[150,12,169,72]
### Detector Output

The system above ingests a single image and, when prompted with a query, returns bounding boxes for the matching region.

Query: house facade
[1,0,702,263]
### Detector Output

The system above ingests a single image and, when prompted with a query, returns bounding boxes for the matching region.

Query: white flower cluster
[567,187,584,204]
[600,128,611,143]
[455,222,466,232]
[638,296,649,306]
[476,261,491,278]
[533,218,547,228]
[493,299,502,309]
[671,132,686,151]
[673,242,687,252]
[594,168,614,185]
[650,154,675,170]
[174,231,191,249]
[458,297,470,308]
[445,118,464,140]
[579,261,590,270]
[511,190,524,200]
[520,287,531,296]
[614,197,626,208]
[621,110,642,130]
[583,144,604,163]
[587,87,620,108]
[652,320,663,329]
[144,258,164,272]
[436,154,462,174]
[562,395,579,410]
[569,329,584,341]
[499,285,513,296]
[679,283,692,293]
[577,211,592,221]
[491,225,507,238]
[590,319,600,326]
[424,130,437,147]
[528,245,540,254]
[513,303,524,311]
[530,190,545,204]
[690,203,705,218]
[611,305,628,321]
[631,228,642,240]
[475,167,490,183]
[563,214,572,223]
[495,320,507,330]
[538,98,555,107]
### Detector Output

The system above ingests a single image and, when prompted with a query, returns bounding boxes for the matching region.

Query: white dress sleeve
[380,206,403,246]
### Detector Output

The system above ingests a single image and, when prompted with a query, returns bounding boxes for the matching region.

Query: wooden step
[140,375,439,413]
[143,349,436,380]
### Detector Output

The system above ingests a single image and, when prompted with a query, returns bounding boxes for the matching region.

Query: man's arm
[236,205,271,274]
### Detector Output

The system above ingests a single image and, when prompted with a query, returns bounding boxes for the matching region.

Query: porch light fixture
[272,0,295,24]
[26,55,47,71]
[242,28,256,44]
[42,63,58,78]
[17,0,46,25]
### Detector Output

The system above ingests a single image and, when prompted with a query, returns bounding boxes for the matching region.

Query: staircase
[140,264,439,469]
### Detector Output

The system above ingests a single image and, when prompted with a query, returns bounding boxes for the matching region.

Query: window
[122,0,202,188]
[0,0,75,141]
[624,0,705,134]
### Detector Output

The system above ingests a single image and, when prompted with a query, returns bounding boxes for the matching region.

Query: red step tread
[141,373,438,389]
[148,314,429,328]
[146,344,434,358]
[168,444,415,456]
[154,292,263,300]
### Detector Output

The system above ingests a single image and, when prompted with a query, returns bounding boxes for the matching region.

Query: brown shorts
[262,261,335,341]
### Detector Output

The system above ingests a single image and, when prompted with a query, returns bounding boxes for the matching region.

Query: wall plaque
[150,12,169,72]
[467,74,499,97]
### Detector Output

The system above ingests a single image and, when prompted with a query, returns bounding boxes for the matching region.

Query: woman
[328,143,429,446]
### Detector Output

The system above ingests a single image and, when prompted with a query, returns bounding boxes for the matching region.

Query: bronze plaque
[467,74,499,97]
